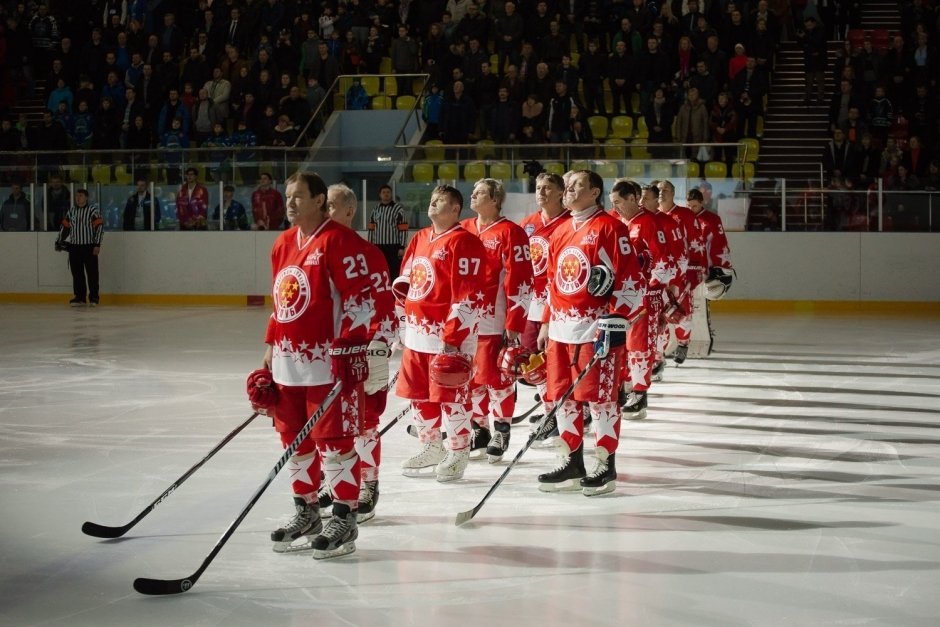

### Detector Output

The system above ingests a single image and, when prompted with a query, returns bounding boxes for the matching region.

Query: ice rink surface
[0,304,938,626]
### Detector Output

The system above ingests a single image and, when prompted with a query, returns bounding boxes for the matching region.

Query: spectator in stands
[709,91,739,169]
[52,100,72,132]
[28,2,59,77]
[731,56,769,138]
[520,92,545,140]
[568,104,594,157]
[749,17,776,73]
[829,79,864,133]
[910,31,937,89]
[501,63,526,103]
[346,78,370,110]
[93,96,121,149]
[307,40,341,96]
[160,116,189,185]
[279,86,311,129]
[903,135,929,178]
[547,80,580,143]
[886,163,921,190]
[182,46,212,94]
[158,88,191,137]
[391,25,419,94]
[855,39,884,101]
[922,160,940,191]
[213,185,250,230]
[495,2,525,76]
[439,80,477,155]
[541,20,568,67]
[126,114,152,154]
[192,87,219,145]
[28,110,69,156]
[884,35,911,105]
[204,67,232,121]
[160,12,185,59]
[46,173,71,231]
[840,106,868,145]
[47,77,73,114]
[823,128,856,184]
[676,87,710,161]
[271,113,299,146]
[251,173,285,230]
[728,43,748,81]
[527,62,555,105]
[645,87,676,155]
[607,40,636,115]
[690,60,719,107]
[490,86,519,144]
[362,25,387,74]
[637,35,673,114]
[796,16,827,105]
[700,34,729,93]
[176,167,209,231]
[581,39,608,116]
[457,3,489,48]
[853,132,881,188]
[476,60,500,139]
[869,85,894,147]
[123,178,160,231]
[68,100,94,149]
[1,182,30,231]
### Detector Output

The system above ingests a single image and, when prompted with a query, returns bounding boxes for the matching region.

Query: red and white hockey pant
[396,348,473,451]
[470,334,516,428]
[355,390,386,482]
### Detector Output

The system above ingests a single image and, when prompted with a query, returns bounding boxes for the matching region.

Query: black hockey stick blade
[82,412,260,539]
[131,384,342,595]
[510,401,541,425]
[455,353,602,526]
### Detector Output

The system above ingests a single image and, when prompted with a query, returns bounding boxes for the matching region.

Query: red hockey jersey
[543,208,646,343]
[361,239,399,344]
[613,209,681,291]
[460,216,534,336]
[519,209,571,323]
[653,209,689,291]
[265,220,376,386]
[661,203,707,283]
[694,209,733,270]
[399,224,487,354]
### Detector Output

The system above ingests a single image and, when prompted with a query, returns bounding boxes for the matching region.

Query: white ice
[0,304,938,626]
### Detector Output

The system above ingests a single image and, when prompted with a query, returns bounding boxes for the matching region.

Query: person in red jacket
[175,167,209,230]
[248,171,377,559]
[251,172,286,230]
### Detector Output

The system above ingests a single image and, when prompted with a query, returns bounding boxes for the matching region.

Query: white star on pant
[591,403,620,445]
[322,450,359,490]
[287,453,317,485]
[356,436,379,468]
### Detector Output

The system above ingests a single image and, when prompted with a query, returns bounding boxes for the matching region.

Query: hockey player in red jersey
[608,179,681,419]
[687,187,734,352]
[247,171,376,559]
[536,170,646,496]
[326,183,397,522]
[395,185,488,482]
[657,179,707,365]
[462,178,534,463]
[519,172,572,446]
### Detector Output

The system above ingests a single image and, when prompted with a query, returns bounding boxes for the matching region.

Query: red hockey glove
[246,368,277,415]
[328,338,370,389]
[663,291,687,325]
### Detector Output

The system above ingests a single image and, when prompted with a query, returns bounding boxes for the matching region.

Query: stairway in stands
[858,0,902,30]
[10,79,48,127]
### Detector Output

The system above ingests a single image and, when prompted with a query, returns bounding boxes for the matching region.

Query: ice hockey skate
[435,447,470,482]
[486,421,511,463]
[674,343,689,365]
[621,391,648,420]
[356,480,379,523]
[317,481,333,518]
[580,450,617,496]
[537,444,586,492]
[311,502,358,560]
[271,497,322,553]
[468,423,491,460]
[531,414,559,449]
[401,440,446,477]
[651,360,665,382]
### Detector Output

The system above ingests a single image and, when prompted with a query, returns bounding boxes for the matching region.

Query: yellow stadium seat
[424,140,445,161]
[595,161,620,179]
[396,95,417,110]
[610,115,633,139]
[649,162,673,179]
[604,90,613,112]
[515,162,527,179]
[114,164,133,185]
[490,161,512,180]
[412,76,427,96]
[623,161,646,178]
[732,162,756,180]
[756,116,764,137]
[587,115,608,140]
[463,161,487,181]
[631,92,641,112]
[738,138,759,162]
[543,161,565,176]
[438,162,459,180]
[379,57,392,74]
[66,165,88,183]
[476,140,496,160]
[635,116,649,138]
[360,76,380,95]
[704,161,728,179]
[91,164,111,184]
[489,54,500,71]
[570,51,580,67]
[630,139,651,159]
[571,160,592,171]
[383,76,399,97]
[333,92,345,110]
[604,138,626,159]
[685,161,700,178]
[412,162,434,183]
[372,95,392,109]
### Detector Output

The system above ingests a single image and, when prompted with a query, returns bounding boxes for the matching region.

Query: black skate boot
[317,481,333,518]
[356,480,379,523]
[531,413,559,449]
[486,421,511,463]
[271,497,322,553]
[621,391,648,420]
[469,423,491,460]
[674,343,689,365]
[529,394,543,423]
[581,450,617,496]
[651,360,665,382]
[312,502,358,559]
[537,444,586,492]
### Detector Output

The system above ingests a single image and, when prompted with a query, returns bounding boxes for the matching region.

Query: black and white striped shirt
[60,203,103,246]
[368,202,407,246]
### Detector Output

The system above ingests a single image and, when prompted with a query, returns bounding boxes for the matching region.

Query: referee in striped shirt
[57,189,103,307]
[367,185,408,279]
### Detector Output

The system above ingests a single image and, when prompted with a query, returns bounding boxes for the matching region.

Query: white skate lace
[359,481,377,504]
[586,459,609,480]
[491,431,508,451]
[535,416,556,439]
[281,506,314,534]
[321,515,351,543]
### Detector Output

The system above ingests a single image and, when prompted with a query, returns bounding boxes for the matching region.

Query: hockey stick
[133,381,343,595]
[82,412,261,539]
[455,350,602,526]
[510,401,542,425]
[378,405,410,437]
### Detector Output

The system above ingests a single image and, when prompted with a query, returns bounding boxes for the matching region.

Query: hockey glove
[328,338,370,389]
[54,239,69,252]
[593,314,629,359]
[704,266,734,300]
[246,368,278,415]
[663,291,687,325]
[587,264,614,297]
[364,339,392,395]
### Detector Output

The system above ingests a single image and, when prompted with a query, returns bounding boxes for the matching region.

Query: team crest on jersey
[529,235,549,276]
[303,248,323,266]
[483,238,500,250]
[524,223,536,236]
[580,230,599,246]
[431,248,449,261]
[408,257,435,301]
[273,266,311,322]
[556,246,590,295]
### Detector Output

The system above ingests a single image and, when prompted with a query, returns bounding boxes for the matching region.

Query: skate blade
[468,448,488,460]
[531,437,559,449]
[435,471,465,483]
[401,465,441,477]
[272,536,317,553]
[312,541,356,560]
[622,408,648,421]
[581,481,617,497]
[356,511,375,523]
[537,479,584,493]
[486,453,505,464]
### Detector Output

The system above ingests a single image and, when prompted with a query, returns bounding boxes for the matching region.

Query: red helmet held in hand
[430,351,473,388]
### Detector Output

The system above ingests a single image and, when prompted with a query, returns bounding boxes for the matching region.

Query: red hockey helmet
[497,344,532,379]
[391,275,411,306]
[430,351,474,388]
[519,352,547,385]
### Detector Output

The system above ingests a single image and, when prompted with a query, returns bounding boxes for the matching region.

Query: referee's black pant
[377,244,403,281]
[68,244,100,303]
